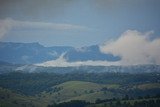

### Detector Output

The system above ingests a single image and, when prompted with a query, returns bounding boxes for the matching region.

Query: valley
[0,42,160,107]
[0,70,160,107]
[1,0,160,106]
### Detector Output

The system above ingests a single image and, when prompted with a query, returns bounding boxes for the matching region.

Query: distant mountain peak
[0,42,120,64]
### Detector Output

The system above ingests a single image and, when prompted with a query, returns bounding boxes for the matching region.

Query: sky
[0,0,160,47]
[0,0,160,65]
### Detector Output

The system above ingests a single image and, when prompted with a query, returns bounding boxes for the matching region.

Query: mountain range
[1,42,160,74]
[0,42,120,64]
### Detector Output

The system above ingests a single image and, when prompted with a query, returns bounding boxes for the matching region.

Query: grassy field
[137,83,160,90]
[39,81,121,105]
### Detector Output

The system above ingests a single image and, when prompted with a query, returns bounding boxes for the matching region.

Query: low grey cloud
[36,53,120,67]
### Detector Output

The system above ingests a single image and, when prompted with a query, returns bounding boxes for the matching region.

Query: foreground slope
[0,80,160,107]
[0,87,43,107]
[39,81,121,104]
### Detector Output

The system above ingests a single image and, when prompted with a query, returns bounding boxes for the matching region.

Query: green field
[137,83,160,90]
[39,81,121,104]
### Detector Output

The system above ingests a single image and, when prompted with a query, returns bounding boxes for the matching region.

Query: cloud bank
[0,18,89,39]
[36,54,120,67]
[36,30,160,67]
[100,30,160,65]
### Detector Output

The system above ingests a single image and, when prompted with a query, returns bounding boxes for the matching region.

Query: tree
[124,95,129,100]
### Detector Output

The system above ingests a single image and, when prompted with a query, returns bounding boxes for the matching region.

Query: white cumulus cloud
[36,30,160,67]
[100,30,160,65]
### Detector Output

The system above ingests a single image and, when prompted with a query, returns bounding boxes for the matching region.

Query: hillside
[39,80,160,105]
[41,81,160,107]
[0,72,160,96]
[0,81,120,107]
[39,81,121,104]
[0,87,43,107]
[88,96,160,107]
[0,79,160,107]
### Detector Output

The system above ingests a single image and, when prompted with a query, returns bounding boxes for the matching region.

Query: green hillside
[39,81,121,105]
[41,81,160,106]
[0,81,121,107]
[1,80,160,107]
[137,83,160,90]
[88,97,160,107]
[0,87,43,107]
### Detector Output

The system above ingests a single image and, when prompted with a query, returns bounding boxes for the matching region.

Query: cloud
[100,30,160,65]
[0,18,90,39]
[36,30,160,67]
[0,18,13,39]
[36,53,120,67]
